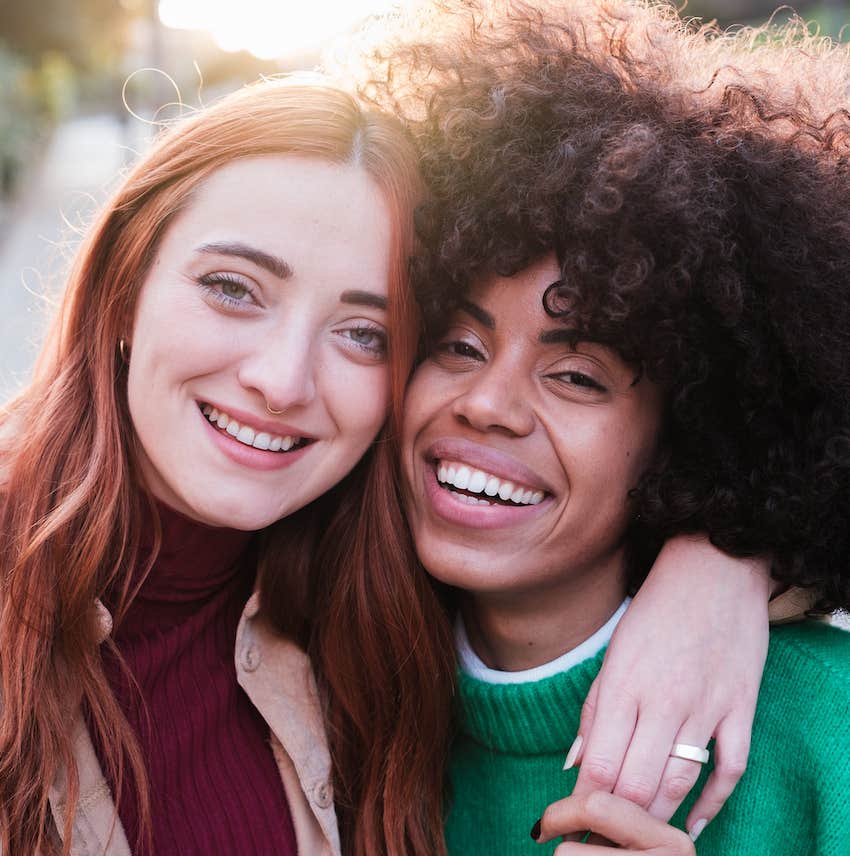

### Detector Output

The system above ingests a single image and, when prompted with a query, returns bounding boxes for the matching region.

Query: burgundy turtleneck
[93,502,297,855]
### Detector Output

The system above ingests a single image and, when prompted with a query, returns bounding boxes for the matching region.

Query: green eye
[221,281,249,300]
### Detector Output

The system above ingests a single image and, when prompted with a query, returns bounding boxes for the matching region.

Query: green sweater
[446,621,850,856]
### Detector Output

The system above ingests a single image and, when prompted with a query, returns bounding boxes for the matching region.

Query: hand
[568,535,770,839]
[534,791,695,854]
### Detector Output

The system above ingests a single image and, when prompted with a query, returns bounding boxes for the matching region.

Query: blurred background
[0,0,848,399]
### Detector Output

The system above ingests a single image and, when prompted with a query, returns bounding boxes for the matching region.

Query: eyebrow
[196,241,293,280]
[540,328,644,386]
[340,290,387,311]
[458,299,495,329]
[538,328,580,346]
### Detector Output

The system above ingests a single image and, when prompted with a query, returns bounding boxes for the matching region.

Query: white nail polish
[688,818,708,842]
[562,735,583,770]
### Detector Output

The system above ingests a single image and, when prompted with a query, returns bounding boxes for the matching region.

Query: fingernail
[562,735,583,770]
[530,819,541,841]
[689,818,708,842]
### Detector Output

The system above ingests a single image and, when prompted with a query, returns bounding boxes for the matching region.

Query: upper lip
[425,437,553,494]
[200,399,314,440]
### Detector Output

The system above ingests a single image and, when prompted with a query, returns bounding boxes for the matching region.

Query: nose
[451,358,535,437]
[237,322,318,413]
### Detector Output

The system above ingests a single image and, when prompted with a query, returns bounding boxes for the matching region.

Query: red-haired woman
[0,78,433,855]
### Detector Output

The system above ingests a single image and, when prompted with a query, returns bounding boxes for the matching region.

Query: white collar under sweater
[455,597,631,685]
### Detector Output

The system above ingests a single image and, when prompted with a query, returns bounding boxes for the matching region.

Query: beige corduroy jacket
[42,591,340,856]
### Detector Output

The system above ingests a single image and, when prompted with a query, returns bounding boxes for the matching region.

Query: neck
[462,551,627,672]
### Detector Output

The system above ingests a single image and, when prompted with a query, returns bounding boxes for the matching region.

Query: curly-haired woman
[364,1,850,852]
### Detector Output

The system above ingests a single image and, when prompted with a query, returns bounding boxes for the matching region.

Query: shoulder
[758,621,850,752]
[766,620,850,682]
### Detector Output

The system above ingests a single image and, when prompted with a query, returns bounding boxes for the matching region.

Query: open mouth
[434,459,548,507]
[199,403,314,453]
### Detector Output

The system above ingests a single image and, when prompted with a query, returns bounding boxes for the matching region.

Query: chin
[180,492,276,532]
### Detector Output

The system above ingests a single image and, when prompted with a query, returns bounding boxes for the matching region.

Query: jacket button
[241,645,261,672]
[313,781,333,809]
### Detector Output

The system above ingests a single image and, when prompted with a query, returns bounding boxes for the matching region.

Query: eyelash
[338,324,388,358]
[197,272,257,309]
[437,338,607,392]
[549,370,607,393]
[435,339,484,361]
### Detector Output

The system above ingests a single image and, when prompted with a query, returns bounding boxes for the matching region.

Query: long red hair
[0,79,454,855]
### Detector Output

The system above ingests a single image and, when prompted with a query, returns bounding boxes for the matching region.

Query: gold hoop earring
[266,403,286,415]
[118,338,131,363]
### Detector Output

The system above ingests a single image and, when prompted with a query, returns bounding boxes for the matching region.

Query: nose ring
[266,403,286,416]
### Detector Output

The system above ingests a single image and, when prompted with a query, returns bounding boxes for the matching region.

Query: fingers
[684,712,752,838]
[570,685,638,795]
[611,714,683,810]
[643,720,713,821]
[536,791,695,854]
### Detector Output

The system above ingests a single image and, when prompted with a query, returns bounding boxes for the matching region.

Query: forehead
[468,255,562,313]
[169,155,393,289]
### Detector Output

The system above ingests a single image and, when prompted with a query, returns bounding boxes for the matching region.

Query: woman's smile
[197,401,316,471]
[127,155,394,530]
[402,255,664,597]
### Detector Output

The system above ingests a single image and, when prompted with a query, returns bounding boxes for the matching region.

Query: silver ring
[266,403,285,415]
[670,743,710,764]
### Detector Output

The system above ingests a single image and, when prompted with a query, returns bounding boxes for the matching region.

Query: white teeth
[457,493,493,506]
[201,405,303,454]
[435,459,546,506]
[236,425,255,446]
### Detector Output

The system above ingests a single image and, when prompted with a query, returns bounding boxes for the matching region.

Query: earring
[118,338,131,363]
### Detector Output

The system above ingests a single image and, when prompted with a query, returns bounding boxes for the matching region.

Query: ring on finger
[669,743,710,764]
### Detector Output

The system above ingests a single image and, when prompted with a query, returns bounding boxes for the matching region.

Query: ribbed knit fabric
[93,503,297,856]
[447,621,850,856]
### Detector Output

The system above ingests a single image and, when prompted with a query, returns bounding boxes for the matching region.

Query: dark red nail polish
[530,819,541,841]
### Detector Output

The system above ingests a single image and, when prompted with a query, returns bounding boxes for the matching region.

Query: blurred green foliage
[0,45,76,199]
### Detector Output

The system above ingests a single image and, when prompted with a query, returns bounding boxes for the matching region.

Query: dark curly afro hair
[361,0,850,610]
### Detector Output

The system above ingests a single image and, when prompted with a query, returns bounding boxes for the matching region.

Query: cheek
[327,363,391,443]
[401,365,443,441]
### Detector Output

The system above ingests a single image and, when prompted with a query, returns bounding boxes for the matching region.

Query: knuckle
[582,788,611,822]
[613,776,656,806]
[580,758,619,790]
[659,770,699,803]
[716,756,748,781]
